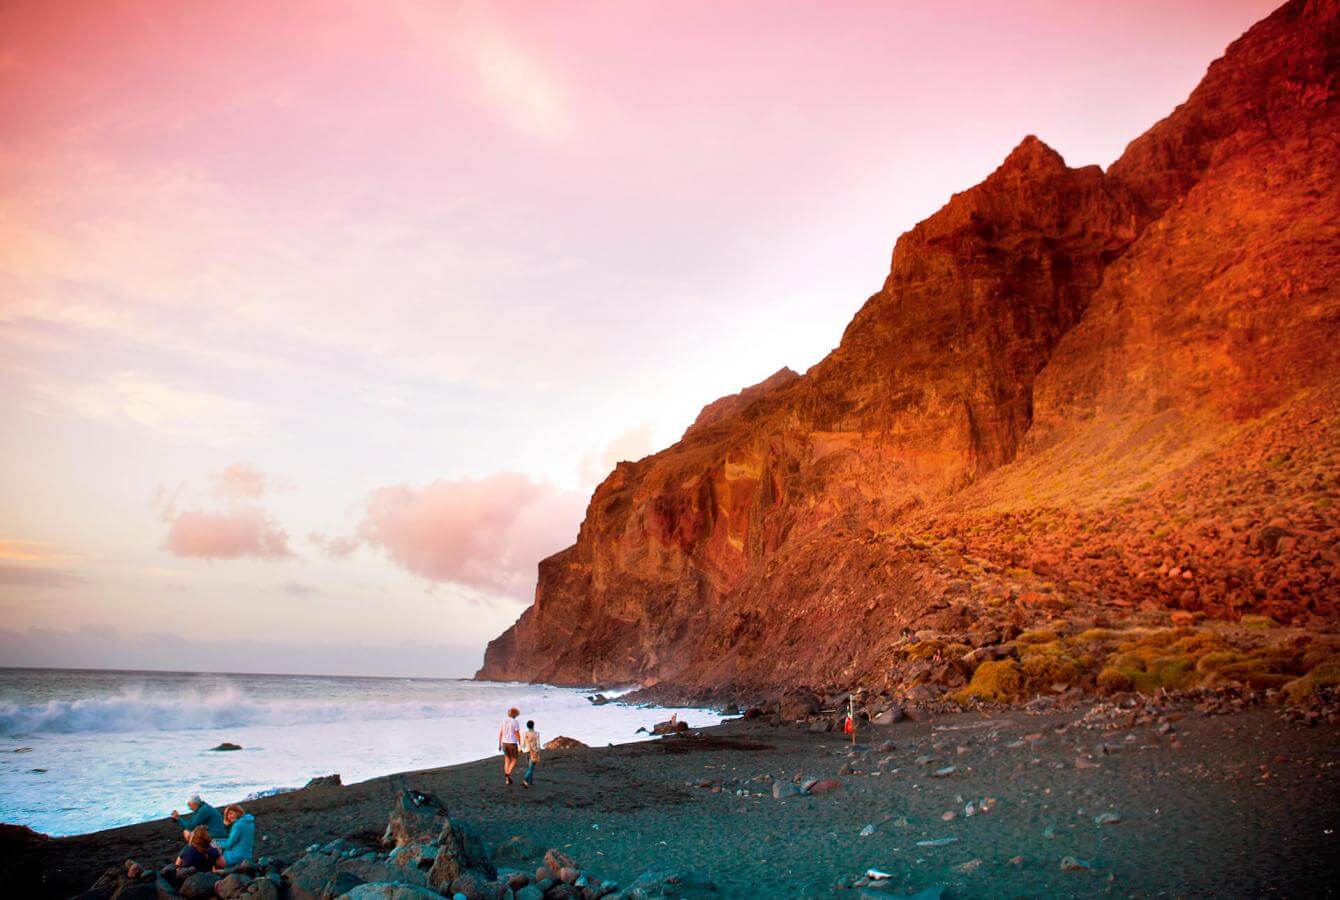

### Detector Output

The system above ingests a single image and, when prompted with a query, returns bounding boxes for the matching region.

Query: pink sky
[0,0,1278,676]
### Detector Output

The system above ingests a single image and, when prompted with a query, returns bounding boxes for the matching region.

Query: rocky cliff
[479,0,1340,698]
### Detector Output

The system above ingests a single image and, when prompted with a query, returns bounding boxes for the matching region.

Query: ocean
[0,668,720,837]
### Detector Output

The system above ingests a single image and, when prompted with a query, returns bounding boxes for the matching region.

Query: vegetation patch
[954,660,1023,702]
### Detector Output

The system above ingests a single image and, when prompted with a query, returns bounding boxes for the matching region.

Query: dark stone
[214,873,252,898]
[304,774,342,789]
[177,872,220,900]
[210,742,242,752]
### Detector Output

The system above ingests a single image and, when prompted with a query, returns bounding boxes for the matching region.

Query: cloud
[394,4,573,142]
[163,507,294,561]
[32,371,267,446]
[352,472,583,596]
[0,562,84,588]
[157,465,293,562]
[308,532,360,559]
[214,463,267,500]
[0,539,80,562]
[580,422,657,485]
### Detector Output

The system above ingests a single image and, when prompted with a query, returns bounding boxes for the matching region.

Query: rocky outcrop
[479,0,1340,695]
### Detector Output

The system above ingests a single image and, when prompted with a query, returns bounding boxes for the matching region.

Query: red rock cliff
[479,0,1340,693]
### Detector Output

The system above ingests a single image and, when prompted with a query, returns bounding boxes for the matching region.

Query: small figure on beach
[175,825,220,872]
[213,804,255,868]
[498,707,522,786]
[521,719,541,788]
[170,794,226,841]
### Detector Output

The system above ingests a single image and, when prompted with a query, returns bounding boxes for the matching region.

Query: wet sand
[5,705,1338,898]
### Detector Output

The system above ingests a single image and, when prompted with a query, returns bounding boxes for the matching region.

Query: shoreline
[5,698,1337,898]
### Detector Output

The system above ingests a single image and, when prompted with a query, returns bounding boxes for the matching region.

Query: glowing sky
[0,0,1277,676]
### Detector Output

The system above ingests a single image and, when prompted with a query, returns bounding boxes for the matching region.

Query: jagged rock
[426,820,495,891]
[382,791,449,849]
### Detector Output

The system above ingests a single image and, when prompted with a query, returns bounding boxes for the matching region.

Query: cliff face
[479,0,1340,693]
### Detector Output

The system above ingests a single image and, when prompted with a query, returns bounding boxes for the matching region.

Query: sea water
[0,668,720,836]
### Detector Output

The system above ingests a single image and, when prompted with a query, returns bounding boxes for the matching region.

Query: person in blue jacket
[171,795,226,841]
[213,804,256,868]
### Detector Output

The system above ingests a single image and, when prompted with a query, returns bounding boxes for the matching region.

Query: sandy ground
[5,705,1338,898]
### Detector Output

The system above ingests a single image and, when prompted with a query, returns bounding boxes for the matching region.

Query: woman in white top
[498,707,521,786]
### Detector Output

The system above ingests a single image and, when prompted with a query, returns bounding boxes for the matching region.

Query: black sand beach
[6,702,1338,898]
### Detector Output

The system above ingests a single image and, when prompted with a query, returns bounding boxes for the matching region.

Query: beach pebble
[931,766,957,777]
[773,781,802,798]
[1094,812,1122,825]
[515,888,544,900]
[915,837,958,847]
[1060,856,1092,872]
[807,779,842,795]
[859,824,876,837]
[1009,856,1025,867]
[955,859,983,874]
[560,866,580,884]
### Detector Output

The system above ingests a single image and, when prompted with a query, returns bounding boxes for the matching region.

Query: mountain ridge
[478,0,1339,701]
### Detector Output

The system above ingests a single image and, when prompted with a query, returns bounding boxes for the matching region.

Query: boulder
[177,872,220,900]
[305,774,343,789]
[543,736,588,750]
[427,820,495,891]
[777,689,821,721]
[248,878,280,900]
[382,790,449,848]
[871,706,904,726]
[214,873,252,898]
[210,742,242,752]
[651,718,689,735]
[542,850,575,876]
[282,852,338,900]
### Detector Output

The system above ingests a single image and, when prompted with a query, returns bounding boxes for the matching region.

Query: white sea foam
[0,669,720,836]
[0,685,533,736]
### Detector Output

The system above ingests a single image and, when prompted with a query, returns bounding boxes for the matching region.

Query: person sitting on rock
[498,707,522,786]
[171,794,225,841]
[213,804,256,869]
[521,719,541,788]
[175,825,221,873]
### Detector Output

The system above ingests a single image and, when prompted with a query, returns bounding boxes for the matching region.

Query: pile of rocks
[76,788,716,900]
[73,856,284,900]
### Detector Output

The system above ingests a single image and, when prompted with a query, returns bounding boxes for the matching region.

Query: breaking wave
[0,684,520,736]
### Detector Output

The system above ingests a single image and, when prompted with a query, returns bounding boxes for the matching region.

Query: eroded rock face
[479,0,1339,693]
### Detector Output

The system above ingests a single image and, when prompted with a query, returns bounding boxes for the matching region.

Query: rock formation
[479,0,1340,696]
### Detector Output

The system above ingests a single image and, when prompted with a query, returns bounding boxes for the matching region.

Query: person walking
[498,707,521,786]
[521,719,541,788]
